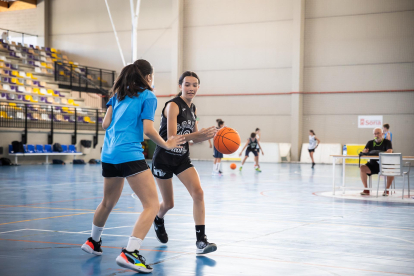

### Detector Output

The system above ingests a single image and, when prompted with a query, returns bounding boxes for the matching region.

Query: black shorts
[245,148,258,157]
[213,147,223,158]
[366,161,380,176]
[152,158,194,180]
[308,149,315,153]
[102,160,149,178]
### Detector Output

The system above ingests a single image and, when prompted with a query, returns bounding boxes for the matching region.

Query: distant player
[239,132,264,172]
[308,130,320,168]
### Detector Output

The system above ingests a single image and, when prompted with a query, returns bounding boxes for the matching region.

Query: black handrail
[54,62,114,96]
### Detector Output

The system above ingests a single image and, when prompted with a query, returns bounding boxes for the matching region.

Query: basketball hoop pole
[129,0,141,62]
[105,0,126,66]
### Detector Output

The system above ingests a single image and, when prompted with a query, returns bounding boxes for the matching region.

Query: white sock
[215,163,220,171]
[126,236,143,252]
[91,224,104,242]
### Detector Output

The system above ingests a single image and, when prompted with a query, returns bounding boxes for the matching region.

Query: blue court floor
[1,161,413,276]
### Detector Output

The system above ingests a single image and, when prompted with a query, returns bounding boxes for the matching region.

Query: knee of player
[360,165,367,173]
[164,200,174,210]
[101,198,117,210]
[192,188,204,202]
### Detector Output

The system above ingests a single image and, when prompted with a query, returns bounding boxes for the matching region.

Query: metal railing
[0,28,38,47]
[0,101,105,147]
[54,62,115,96]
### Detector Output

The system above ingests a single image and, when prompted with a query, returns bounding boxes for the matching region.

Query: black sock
[154,215,163,224]
[195,225,205,241]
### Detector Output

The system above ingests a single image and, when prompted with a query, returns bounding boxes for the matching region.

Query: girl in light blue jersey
[81,59,184,274]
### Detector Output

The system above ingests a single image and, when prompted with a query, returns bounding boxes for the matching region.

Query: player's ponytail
[310,130,315,135]
[176,71,200,97]
[111,59,153,101]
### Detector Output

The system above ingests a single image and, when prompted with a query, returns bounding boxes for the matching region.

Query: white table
[9,152,83,164]
[331,155,414,195]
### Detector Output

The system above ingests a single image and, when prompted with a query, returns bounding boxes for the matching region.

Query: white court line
[0,229,27,235]
[21,229,195,242]
[77,225,135,233]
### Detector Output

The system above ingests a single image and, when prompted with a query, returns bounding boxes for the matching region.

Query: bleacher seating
[0,39,106,127]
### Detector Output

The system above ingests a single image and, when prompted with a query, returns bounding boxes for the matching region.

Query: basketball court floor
[1,161,413,276]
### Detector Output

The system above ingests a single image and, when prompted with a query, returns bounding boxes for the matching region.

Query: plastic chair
[68,145,77,153]
[27,144,35,153]
[44,145,52,153]
[35,145,44,153]
[377,153,405,197]
[61,145,68,152]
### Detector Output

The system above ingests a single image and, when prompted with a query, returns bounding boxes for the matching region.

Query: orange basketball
[230,163,237,170]
[214,127,241,154]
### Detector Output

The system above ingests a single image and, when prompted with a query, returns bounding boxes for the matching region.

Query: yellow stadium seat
[51,53,58,58]
[41,62,47,67]
[32,88,40,94]
[68,61,74,65]
[12,71,19,77]
[51,48,57,53]
[11,78,17,84]
[83,116,91,123]
[8,102,16,107]
[0,111,10,119]
[26,73,37,80]
[24,95,33,102]
[47,89,54,95]
[0,62,4,68]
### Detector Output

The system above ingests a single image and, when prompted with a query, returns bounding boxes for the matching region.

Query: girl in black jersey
[210,119,224,175]
[239,132,264,172]
[151,71,218,254]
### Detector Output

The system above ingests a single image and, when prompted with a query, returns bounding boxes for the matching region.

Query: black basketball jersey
[247,138,258,150]
[153,96,197,165]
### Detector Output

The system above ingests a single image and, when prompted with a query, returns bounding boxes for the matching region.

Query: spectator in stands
[360,127,393,196]
[383,123,392,141]
[1,32,8,43]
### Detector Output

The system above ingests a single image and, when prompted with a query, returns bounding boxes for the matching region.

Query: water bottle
[342,145,347,156]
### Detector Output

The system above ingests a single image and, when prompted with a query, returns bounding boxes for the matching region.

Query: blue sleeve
[141,97,157,121]
[106,96,114,108]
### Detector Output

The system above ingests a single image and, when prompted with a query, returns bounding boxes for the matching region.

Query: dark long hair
[216,119,224,128]
[310,129,315,135]
[176,71,200,97]
[111,59,153,101]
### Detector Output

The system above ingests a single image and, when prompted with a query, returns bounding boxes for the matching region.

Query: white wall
[49,0,173,95]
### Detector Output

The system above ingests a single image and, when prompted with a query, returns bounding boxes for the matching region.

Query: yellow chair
[30,96,38,103]
[26,73,37,80]
[41,62,47,68]
[24,95,33,102]
[67,99,79,106]
[68,61,74,65]
[11,78,17,84]
[32,88,40,94]
[47,89,54,95]
[51,53,58,58]
[0,111,10,119]
[0,62,4,68]
[51,48,57,53]
[83,116,92,123]
[12,71,19,77]
[8,102,16,107]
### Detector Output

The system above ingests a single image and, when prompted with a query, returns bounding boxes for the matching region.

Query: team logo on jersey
[182,108,186,112]
[153,167,166,177]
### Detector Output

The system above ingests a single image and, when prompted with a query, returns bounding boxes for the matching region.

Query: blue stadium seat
[61,145,68,152]
[44,144,52,153]
[68,145,77,153]
[8,145,13,153]
[27,144,35,153]
[35,145,43,153]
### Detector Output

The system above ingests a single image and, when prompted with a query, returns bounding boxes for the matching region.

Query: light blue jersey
[384,131,392,142]
[101,90,157,164]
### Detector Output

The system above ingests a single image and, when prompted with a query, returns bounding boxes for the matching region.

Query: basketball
[214,127,241,154]
[230,163,237,170]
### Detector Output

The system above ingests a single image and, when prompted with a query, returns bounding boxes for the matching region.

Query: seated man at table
[360,127,393,196]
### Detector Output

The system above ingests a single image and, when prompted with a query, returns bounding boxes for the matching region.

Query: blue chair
[8,145,13,153]
[61,145,68,153]
[44,144,52,153]
[27,144,35,153]
[68,145,77,153]
[35,145,44,153]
